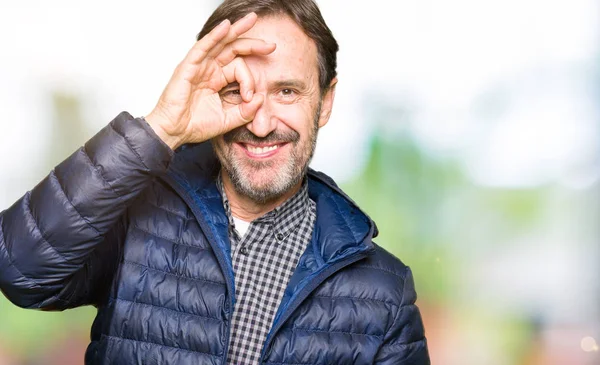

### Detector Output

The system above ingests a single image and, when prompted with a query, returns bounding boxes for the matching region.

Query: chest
[97,191,389,364]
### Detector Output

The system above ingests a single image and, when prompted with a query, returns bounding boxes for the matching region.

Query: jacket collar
[165,141,377,265]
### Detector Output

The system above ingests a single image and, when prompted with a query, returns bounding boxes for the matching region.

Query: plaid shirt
[217,176,316,365]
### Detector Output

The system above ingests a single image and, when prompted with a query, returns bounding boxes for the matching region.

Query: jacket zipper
[161,175,235,365]
[259,250,370,363]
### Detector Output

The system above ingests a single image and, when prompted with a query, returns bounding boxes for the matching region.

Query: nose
[245,96,277,138]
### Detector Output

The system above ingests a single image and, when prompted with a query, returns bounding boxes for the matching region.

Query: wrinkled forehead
[240,15,319,86]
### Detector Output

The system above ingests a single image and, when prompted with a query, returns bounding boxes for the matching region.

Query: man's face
[213,15,335,203]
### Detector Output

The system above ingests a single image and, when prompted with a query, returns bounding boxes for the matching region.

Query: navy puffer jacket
[0,112,429,364]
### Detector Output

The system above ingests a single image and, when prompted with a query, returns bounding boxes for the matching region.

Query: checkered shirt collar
[216,173,311,242]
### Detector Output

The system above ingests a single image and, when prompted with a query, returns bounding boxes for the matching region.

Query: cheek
[212,136,229,156]
[272,103,316,136]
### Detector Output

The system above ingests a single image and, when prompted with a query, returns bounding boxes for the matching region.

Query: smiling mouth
[246,144,278,154]
[239,143,287,158]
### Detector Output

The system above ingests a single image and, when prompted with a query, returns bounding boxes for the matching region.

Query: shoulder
[356,243,410,279]
[354,243,410,284]
[313,244,415,308]
[354,243,415,304]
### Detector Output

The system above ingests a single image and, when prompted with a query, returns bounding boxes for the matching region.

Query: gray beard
[224,148,307,204]
[217,103,321,205]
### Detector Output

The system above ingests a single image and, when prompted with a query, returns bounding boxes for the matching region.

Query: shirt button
[240,246,249,255]
[276,233,284,241]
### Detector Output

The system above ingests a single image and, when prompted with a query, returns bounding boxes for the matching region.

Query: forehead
[240,15,319,85]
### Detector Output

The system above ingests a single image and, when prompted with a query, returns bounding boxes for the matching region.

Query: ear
[317,77,338,128]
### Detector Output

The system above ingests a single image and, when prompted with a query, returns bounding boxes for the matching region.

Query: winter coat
[0,112,430,364]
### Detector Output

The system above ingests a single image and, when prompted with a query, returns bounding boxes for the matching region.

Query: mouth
[236,142,288,159]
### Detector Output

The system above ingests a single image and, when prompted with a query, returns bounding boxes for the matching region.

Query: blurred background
[0,0,598,364]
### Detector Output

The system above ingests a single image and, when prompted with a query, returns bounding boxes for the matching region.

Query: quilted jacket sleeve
[373,268,430,364]
[0,112,173,309]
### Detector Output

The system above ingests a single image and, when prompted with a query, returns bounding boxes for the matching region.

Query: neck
[221,171,302,222]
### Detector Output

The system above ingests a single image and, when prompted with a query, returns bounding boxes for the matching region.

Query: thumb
[225,93,264,129]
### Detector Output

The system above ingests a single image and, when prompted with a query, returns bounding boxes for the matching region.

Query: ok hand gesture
[145,13,275,150]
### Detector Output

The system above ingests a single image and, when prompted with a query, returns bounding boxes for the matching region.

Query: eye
[220,88,242,104]
[278,88,297,99]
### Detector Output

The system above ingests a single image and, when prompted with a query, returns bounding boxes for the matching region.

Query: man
[0,1,429,364]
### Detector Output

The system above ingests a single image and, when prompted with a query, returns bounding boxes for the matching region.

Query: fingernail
[246,90,253,100]
[218,19,229,27]
[244,12,255,19]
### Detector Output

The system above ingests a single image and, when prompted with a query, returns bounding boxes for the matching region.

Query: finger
[215,38,276,66]
[207,12,259,58]
[225,93,264,129]
[222,58,255,103]
[184,19,231,64]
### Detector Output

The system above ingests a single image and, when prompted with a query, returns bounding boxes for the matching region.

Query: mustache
[223,126,300,145]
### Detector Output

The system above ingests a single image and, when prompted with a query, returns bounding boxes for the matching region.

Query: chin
[230,163,303,204]
[213,137,314,203]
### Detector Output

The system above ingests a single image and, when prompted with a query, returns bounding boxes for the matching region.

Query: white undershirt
[232,216,251,238]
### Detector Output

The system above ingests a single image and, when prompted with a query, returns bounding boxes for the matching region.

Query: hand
[145,12,275,150]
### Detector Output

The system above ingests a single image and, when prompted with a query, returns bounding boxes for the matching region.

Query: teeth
[247,145,279,154]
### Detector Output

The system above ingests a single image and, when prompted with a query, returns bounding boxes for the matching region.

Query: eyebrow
[270,80,308,91]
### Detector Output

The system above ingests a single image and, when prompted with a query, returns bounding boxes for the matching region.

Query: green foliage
[341,132,548,303]
[45,92,95,171]
[342,135,462,302]
[0,296,95,357]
